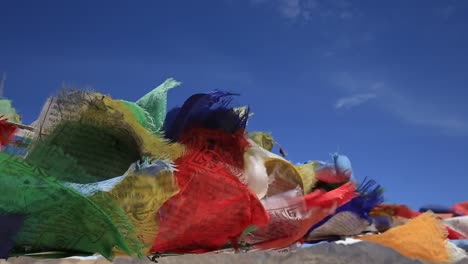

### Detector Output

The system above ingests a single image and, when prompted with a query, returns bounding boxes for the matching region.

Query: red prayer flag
[152,128,269,254]
[0,119,17,151]
[244,182,358,250]
[452,202,468,216]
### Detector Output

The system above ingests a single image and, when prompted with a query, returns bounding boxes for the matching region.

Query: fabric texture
[1,132,32,157]
[28,91,183,183]
[0,153,138,259]
[294,161,319,194]
[244,182,357,250]
[0,214,24,259]
[445,216,468,238]
[0,99,22,123]
[1,83,466,263]
[307,178,384,240]
[0,119,17,151]
[247,132,274,152]
[314,154,354,184]
[264,158,307,197]
[0,90,187,259]
[152,128,269,254]
[453,202,468,216]
[135,78,181,134]
[109,161,178,255]
[360,212,450,263]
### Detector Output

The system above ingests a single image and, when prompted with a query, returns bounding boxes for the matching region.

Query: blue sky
[1,0,467,209]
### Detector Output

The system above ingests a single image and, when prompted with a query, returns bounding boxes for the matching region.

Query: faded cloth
[360,212,451,263]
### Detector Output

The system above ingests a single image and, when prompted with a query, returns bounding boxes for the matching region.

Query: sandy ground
[2,241,467,264]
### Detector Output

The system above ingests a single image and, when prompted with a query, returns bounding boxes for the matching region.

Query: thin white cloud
[436,5,456,18]
[250,0,355,21]
[330,72,468,135]
[339,10,354,20]
[278,0,318,20]
[385,93,468,135]
[279,0,302,19]
[249,0,270,5]
[334,93,377,110]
